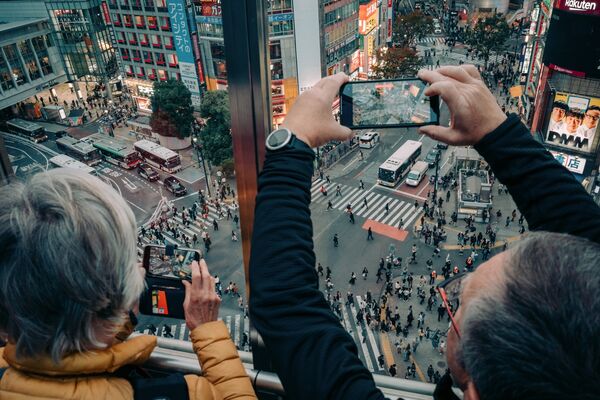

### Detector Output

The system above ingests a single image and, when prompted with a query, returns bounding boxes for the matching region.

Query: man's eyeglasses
[436,272,467,339]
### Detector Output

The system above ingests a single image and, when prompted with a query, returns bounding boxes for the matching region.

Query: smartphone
[339,78,439,129]
[139,244,202,319]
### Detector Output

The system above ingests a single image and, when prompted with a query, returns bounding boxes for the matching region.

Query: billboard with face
[545,92,600,153]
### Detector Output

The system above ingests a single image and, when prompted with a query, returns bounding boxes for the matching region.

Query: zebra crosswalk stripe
[353,192,380,216]
[372,199,399,222]
[328,186,360,208]
[361,195,389,219]
[333,187,366,209]
[234,314,241,348]
[178,322,186,340]
[349,302,375,371]
[380,201,407,225]
[403,207,423,227]
[356,296,383,366]
[386,202,414,227]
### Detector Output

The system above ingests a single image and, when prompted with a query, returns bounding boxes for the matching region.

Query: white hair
[0,168,144,362]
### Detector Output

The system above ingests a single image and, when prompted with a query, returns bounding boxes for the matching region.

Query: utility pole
[192,124,211,197]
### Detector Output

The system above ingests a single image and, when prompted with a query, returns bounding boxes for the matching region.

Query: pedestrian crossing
[338,295,383,372]
[418,36,446,46]
[312,179,423,229]
[138,313,250,351]
[137,202,232,257]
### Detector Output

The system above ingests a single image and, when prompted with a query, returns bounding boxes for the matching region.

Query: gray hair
[459,231,600,400]
[0,168,144,362]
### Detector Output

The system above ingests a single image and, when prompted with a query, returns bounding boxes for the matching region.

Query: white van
[405,161,428,186]
[359,131,380,149]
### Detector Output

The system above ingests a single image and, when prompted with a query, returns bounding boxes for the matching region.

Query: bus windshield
[378,168,395,183]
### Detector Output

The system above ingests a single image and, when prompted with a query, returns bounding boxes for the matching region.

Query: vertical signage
[101,1,111,25]
[167,0,202,106]
[387,0,393,42]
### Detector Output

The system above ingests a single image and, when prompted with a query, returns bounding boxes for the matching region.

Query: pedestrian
[231,230,238,241]
[335,185,342,196]
[427,364,435,382]
[367,227,374,240]
[505,216,510,227]
[349,212,355,224]
[377,355,385,369]
[398,218,404,229]
[362,266,368,280]
[511,209,517,222]
[213,219,219,231]
[363,197,368,209]
[359,179,365,190]
[326,175,331,184]
[388,364,397,377]
[327,200,333,210]
[326,266,332,279]
[320,185,328,196]
[333,233,339,247]
[385,202,389,214]
[349,272,356,285]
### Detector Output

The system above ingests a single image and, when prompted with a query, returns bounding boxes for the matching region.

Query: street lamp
[433,152,440,205]
[192,133,212,197]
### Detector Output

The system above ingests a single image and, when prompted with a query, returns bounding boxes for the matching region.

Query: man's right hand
[182,259,221,331]
[418,65,507,146]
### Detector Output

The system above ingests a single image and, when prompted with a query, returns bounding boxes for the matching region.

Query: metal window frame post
[221,0,272,372]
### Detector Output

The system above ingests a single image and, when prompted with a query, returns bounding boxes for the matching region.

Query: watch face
[268,129,291,149]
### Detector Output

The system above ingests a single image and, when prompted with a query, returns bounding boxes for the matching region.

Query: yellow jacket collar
[2,334,157,376]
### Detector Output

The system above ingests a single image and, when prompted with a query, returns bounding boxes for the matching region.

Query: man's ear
[463,380,480,400]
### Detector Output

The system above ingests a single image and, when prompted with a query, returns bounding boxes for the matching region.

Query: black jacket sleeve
[475,114,600,244]
[249,145,386,400]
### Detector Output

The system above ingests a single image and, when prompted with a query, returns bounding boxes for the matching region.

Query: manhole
[437,361,447,369]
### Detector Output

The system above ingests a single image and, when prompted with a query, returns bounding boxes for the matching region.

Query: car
[425,149,441,167]
[164,176,187,196]
[358,130,380,149]
[436,142,449,150]
[137,162,160,182]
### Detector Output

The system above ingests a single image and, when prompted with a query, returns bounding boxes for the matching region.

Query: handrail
[135,334,462,399]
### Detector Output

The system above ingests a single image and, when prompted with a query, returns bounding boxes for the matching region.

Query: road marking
[353,161,375,179]
[171,191,200,202]
[126,200,146,213]
[354,192,380,216]
[234,314,241,348]
[379,332,395,368]
[386,202,413,227]
[348,303,374,371]
[361,195,388,219]
[342,156,360,171]
[362,219,409,241]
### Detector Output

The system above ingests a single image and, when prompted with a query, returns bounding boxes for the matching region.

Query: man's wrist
[280,123,313,148]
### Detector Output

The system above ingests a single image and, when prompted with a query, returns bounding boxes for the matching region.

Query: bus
[85,134,141,169]
[5,118,48,143]
[134,139,181,173]
[49,154,98,175]
[377,140,422,187]
[56,136,102,166]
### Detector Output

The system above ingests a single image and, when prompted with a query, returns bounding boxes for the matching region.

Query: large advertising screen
[543,7,600,78]
[545,92,600,153]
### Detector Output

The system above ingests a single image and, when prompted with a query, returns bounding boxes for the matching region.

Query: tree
[371,47,424,79]
[464,14,511,67]
[150,79,194,139]
[198,90,232,166]
[393,11,434,48]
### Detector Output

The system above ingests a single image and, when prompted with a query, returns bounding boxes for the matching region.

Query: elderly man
[249,66,600,400]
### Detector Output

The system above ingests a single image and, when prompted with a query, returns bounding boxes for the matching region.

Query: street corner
[362,219,409,241]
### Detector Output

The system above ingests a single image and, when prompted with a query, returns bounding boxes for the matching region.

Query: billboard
[549,150,587,174]
[359,0,379,35]
[555,0,600,16]
[545,92,600,153]
[543,7,600,78]
[167,0,201,106]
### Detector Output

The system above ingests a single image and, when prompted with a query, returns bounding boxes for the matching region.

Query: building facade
[45,0,118,92]
[0,18,68,110]
[103,0,202,111]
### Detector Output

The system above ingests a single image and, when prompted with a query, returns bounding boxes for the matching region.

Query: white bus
[56,136,102,166]
[49,154,98,175]
[378,140,422,187]
[5,118,47,143]
[85,134,141,170]
[134,139,181,173]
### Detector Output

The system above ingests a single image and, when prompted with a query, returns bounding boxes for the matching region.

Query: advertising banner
[555,0,600,16]
[167,0,201,106]
[549,150,587,174]
[545,92,600,153]
[387,0,393,42]
[359,0,379,35]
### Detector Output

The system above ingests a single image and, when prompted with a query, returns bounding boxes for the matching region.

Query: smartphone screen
[340,79,439,129]
[144,245,201,281]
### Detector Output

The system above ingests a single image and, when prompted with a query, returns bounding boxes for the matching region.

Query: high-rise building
[102,0,202,111]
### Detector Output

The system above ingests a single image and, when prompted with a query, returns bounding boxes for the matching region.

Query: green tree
[198,90,232,166]
[393,11,434,48]
[465,14,511,67]
[150,79,194,139]
[371,47,424,79]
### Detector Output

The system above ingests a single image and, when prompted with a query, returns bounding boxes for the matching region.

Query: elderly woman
[0,169,256,399]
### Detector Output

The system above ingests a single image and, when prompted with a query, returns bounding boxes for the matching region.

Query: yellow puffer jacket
[0,320,257,400]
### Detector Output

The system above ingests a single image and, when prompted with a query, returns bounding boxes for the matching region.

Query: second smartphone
[138,244,202,320]
[339,78,439,130]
